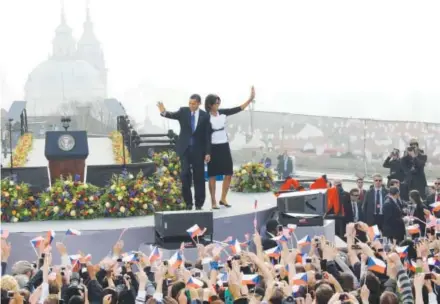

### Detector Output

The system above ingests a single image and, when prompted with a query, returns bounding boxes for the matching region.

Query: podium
[45,131,89,184]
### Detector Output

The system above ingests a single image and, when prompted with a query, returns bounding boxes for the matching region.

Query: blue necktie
[190,112,195,146]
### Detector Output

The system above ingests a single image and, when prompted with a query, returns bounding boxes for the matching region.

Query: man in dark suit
[277,151,293,179]
[157,95,211,210]
[343,188,364,225]
[383,149,405,185]
[401,139,428,199]
[382,187,406,243]
[355,177,367,202]
[427,177,440,216]
[362,173,389,230]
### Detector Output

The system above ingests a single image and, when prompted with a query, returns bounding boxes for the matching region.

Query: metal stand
[8,118,13,174]
[122,131,126,168]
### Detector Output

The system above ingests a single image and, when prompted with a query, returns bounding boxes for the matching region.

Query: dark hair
[349,188,359,195]
[409,190,423,205]
[315,284,334,304]
[204,94,220,112]
[189,94,201,103]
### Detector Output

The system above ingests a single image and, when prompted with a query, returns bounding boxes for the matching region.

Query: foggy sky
[1,0,439,123]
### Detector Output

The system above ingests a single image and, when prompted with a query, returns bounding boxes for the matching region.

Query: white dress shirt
[351,201,359,222]
[210,112,228,144]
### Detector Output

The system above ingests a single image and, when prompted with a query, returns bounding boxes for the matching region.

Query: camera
[65,272,85,300]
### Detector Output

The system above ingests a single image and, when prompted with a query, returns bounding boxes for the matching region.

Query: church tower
[52,0,76,59]
[76,0,107,95]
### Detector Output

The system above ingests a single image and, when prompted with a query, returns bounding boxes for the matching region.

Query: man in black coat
[427,177,440,216]
[382,187,406,244]
[362,173,389,230]
[401,139,428,199]
[343,188,364,225]
[157,95,211,210]
[383,149,405,185]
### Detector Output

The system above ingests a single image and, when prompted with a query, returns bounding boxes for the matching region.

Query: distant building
[24,2,107,117]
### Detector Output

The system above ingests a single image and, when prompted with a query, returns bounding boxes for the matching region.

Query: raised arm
[157,101,181,120]
[219,86,256,116]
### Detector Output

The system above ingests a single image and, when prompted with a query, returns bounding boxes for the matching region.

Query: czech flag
[296,253,308,264]
[287,224,297,233]
[187,277,204,288]
[430,202,440,212]
[292,273,308,286]
[66,228,81,236]
[406,224,421,235]
[149,246,161,263]
[169,251,183,268]
[297,235,311,246]
[229,239,242,254]
[428,257,440,268]
[46,230,56,245]
[368,225,381,241]
[272,235,289,243]
[0,229,9,239]
[122,253,138,263]
[264,246,281,258]
[367,257,386,274]
[242,274,260,285]
[395,246,408,258]
[404,259,417,272]
[186,224,204,238]
[30,236,45,248]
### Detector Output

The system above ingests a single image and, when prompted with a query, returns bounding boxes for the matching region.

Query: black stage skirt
[207,142,233,177]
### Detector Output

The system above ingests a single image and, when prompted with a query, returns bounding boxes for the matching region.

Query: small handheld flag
[66,229,81,236]
[367,257,386,274]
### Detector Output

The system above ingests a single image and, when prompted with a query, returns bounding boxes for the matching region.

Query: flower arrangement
[8,133,33,167]
[230,162,274,193]
[110,131,131,165]
[100,170,152,217]
[100,169,185,217]
[151,150,181,178]
[142,175,185,211]
[38,175,102,220]
[0,178,37,222]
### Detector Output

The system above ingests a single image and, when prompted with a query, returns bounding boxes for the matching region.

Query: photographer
[382,148,404,186]
[401,139,428,199]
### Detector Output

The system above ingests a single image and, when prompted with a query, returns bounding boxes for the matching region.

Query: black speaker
[154,210,213,238]
[277,189,327,215]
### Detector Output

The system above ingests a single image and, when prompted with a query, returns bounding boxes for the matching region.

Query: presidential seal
[58,134,75,151]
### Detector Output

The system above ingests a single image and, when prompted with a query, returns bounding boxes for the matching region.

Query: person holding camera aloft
[401,138,428,199]
[382,148,405,186]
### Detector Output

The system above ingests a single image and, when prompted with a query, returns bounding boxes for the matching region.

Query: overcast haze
[1,0,439,123]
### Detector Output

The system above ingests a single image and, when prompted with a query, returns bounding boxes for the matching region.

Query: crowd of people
[3,207,440,304]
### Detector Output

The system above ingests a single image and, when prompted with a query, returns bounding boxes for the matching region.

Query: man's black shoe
[186,206,193,210]
[196,207,202,210]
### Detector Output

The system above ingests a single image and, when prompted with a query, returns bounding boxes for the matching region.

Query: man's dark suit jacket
[382,196,405,242]
[163,107,211,157]
[343,199,363,225]
[362,186,389,226]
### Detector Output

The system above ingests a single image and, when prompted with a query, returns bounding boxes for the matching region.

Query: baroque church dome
[25,59,105,116]
[24,1,107,117]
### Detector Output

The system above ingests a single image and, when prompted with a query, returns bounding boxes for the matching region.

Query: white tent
[296,124,324,139]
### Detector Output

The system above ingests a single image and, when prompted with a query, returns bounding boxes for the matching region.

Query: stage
[2,182,339,265]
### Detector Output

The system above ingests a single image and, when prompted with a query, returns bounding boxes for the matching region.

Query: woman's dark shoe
[212,206,220,210]
[220,201,231,208]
